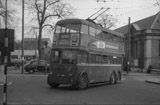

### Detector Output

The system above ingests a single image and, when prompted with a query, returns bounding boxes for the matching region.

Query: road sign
[0,29,14,51]
[0,65,5,84]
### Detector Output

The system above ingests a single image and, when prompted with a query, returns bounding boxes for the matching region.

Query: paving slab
[145,78,160,85]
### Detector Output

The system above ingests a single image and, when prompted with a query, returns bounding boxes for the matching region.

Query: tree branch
[43,14,61,23]
[42,23,55,30]
[35,0,41,24]
[45,0,60,9]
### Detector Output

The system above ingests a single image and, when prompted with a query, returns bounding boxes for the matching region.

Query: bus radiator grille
[52,77,70,84]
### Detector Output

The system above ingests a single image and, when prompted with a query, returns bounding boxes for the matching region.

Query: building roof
[24,38,52,47]
[114,12,160,34]
[11,50,38,56]
[24,38,51,42]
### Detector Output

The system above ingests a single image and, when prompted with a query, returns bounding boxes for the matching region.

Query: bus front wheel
[76,74,88,89]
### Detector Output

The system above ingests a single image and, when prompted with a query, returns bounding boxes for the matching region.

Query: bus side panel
[77,64,100,83]
[103,65,122,82]
[88,65,101,83]
[93,65,122,82]
[77,64,122,84]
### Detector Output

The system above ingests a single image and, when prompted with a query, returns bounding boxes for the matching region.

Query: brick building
[11,38,51,60]
[24,38,51,50]
[115,12,160,71]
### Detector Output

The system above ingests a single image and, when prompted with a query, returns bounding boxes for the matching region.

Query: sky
[5,0,160,40]
[63,0,160,28]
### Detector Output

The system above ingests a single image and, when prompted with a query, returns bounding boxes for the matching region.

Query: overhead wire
[97,0,155,4]
[118,5,156,16]
[97,4,155,10]
[96,0,159,27]
[97,0,158,16]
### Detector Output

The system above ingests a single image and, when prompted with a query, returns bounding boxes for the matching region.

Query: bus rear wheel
[109,72,117,85]
[76,74,88,89]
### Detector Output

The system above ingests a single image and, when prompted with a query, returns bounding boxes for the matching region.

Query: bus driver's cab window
[51,50,61,63]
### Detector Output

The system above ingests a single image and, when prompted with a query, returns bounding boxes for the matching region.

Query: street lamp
[127,17,131,74]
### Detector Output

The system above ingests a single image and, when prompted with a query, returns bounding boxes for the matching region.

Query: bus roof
[56,18,124,37]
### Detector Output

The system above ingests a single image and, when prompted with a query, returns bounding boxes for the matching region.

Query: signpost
[0,65,5,84]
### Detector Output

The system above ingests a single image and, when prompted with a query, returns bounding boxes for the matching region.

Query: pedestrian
[147,64,152,73]
[126,65,130,74]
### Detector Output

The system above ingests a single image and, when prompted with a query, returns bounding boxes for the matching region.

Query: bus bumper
[47,74,77,85]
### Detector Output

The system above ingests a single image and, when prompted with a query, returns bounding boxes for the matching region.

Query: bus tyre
[109,72,117,85]
[76,74,88,89]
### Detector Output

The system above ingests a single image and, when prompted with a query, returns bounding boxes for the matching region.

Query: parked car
[24,60,50,73]
[8,59,26,69]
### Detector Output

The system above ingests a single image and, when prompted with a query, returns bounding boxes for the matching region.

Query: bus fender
[77,72,90,87]
[78,72,88,79]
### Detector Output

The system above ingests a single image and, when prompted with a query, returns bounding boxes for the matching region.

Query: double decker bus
[47,18,124,89]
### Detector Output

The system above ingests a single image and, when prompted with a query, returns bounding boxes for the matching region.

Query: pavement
[123,69,160,85]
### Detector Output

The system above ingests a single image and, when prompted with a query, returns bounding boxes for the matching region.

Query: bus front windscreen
[51,50,77,64]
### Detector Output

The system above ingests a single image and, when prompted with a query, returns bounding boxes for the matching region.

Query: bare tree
[0,0,17,28]
[25,0,75,59]
[97,14,117,29]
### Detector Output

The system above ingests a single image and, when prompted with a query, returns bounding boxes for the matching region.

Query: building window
[135,41,138,57]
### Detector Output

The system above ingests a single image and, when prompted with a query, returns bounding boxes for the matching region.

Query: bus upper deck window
[66,28,70,33]
[81,25,88,34]
[68,24,80,33]
[70,29,77,33]
[89,27,96,36]
[55,25,61,33]
[96,29,102,37]
[62,26,66,33]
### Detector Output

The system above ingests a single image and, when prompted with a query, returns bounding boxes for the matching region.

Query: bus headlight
[69,72,73,76]
[53,36,58,42]
[49,71,53,75]
[49,72,52,75]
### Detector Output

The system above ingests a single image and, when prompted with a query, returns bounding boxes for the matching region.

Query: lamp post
[127,17,131,74]
[22,0,24,74]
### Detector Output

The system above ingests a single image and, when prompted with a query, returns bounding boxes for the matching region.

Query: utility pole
[3,0,8,105]
[127,17,131,74]
[22,0,24,74]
